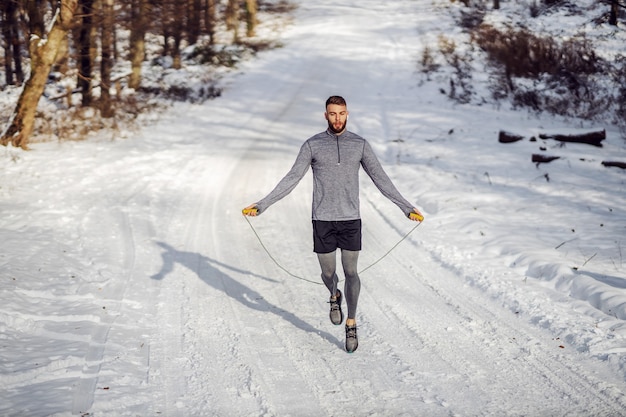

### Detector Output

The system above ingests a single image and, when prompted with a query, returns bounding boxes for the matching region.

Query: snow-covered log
[532,154,560,165]
[498,130,524,143]
[538,130,606,147]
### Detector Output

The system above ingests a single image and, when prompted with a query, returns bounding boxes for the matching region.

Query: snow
[1,0,625,415]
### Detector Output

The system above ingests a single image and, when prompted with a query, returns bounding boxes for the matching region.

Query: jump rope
[242,208,423,285]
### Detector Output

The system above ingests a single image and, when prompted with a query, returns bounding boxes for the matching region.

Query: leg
[318,250,344,325]
[317,251,338,296]
[341,249,361,321]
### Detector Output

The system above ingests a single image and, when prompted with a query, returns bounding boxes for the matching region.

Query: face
[325,103,349,134]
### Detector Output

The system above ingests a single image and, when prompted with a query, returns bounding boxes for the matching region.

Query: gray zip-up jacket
[256,129,415,221]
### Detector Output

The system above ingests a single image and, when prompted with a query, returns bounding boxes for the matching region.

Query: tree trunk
[1,2,14,85]
[54,29,71,76]
[171,0,184,69]
[11,21,25,85]
[188,0,202,45]
[24,0,46,38]
[609,0,619,26]
[226,0,239,42]
[159,0,183,67]
[0,0,79,149]
[129,0,147,90]
[245,0,257,38]
[78,0,95,107]
[100,0,114,117]
[205,0,216,45]
[1,0,22,86]
[493,0,500,10]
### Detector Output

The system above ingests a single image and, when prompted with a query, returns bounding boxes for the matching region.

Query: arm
[243,141,312,216]
[361,141,423,221]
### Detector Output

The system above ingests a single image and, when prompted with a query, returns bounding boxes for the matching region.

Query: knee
[344,270,360,283]
[321,272,334,280]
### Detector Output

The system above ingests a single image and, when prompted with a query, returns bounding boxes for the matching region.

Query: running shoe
[329,290,343,325]
[345,324,358,353]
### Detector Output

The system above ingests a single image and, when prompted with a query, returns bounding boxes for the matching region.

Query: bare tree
[171,0,184,69]
[609,0,623,26]
[24,0,47,38]
[1,0,24,86]
[188,0,202,45]
[226,0,239,42]
[100,0,114,117]
[206,0,217,45]
[160,0,183,67]
[245,0,257,38]
[77,0,95,107]
[1,0,79,148]
[128,0,147,89]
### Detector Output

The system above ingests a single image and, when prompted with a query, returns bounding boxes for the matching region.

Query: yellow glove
[242,207,259,216]
[409,211,424,222]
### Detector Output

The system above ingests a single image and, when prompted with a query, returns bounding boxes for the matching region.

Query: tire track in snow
[195,151,329,415]
[359,192,626,415]
[72,163,146,413]
[87,143,206,414]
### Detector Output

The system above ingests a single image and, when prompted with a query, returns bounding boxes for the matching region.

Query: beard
[327,119,347,134]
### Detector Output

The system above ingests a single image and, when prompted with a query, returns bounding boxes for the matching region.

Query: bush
[471,24,600,80]
[467,23,622,124]
[437,35,474,103]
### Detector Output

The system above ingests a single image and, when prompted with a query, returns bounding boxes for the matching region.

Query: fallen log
[602,161,626,170]
[498,130,524,143]
[538,129,605,147]
[532,154,560,165]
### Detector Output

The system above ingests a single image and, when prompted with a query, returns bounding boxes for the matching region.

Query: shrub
[467,23,620,123]
[471,24,599,80]
[437,35,474,103]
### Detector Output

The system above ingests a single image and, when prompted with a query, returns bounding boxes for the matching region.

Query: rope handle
[242,207,259,216]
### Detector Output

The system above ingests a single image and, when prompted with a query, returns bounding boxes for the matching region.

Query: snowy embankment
[1,0,625,416]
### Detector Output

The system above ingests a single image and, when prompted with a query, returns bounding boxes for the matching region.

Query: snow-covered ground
[1,0,625,416]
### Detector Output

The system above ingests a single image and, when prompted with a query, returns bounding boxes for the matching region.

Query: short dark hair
[326,95,347,108]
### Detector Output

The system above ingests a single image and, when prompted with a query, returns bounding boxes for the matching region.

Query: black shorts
[312,219,362,253]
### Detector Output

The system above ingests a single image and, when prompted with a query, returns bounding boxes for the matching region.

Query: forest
[0,0,625,149]
[0,0,293,148]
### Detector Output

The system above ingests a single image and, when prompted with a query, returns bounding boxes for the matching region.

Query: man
[243,95,423,353]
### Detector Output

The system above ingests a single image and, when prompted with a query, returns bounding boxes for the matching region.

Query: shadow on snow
[151,241,341,349]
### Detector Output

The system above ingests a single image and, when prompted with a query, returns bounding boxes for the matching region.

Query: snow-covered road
[1,0,625,415]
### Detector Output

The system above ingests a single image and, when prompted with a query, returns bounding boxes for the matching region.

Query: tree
[170,0,184,69]
[206,0,217,45]
[0,0,79,149]
[245,0,257,38]
[24,0,46,38]
[1,0,24,86]
[128,0,148,90]
[100,0,115,117]
[188,0,202,46]
[160,0,184,68]
[77,0,95,107]
[609,0,622,26]
[226,0,239,42]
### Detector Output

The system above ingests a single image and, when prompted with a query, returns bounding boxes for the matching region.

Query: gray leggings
[317,249,361,319]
